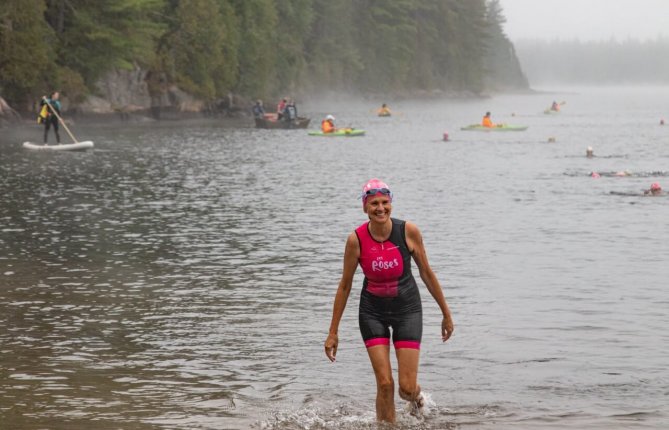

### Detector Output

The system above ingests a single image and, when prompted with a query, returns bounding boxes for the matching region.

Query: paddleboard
[23,141,94,151]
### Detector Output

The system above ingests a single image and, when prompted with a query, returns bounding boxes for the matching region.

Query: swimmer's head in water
[361,178,392,210]
[650,182,662,191]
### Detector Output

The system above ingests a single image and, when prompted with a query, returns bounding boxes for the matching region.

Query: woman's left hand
[442,315,454,342]
[324,333,339,362]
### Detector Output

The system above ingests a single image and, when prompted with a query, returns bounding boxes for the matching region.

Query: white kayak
[23,141,94,151]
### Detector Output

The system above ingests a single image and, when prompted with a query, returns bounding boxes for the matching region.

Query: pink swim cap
[650,182,662,191]
[361,178,392,209]
[590,172,600,178]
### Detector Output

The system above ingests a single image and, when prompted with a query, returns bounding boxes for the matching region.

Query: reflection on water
[1,88,669,429]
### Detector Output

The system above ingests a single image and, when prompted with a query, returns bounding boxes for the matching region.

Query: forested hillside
[0,0,527,111]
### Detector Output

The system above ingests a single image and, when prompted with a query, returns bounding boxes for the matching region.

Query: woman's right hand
[324,333,338,362]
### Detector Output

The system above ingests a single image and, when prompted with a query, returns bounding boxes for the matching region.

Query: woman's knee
[398,381,419,400]
[376,376,394,394]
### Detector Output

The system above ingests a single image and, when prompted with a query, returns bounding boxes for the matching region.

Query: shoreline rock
[0,96,22,128]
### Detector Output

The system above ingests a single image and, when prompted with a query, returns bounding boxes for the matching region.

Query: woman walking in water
[324,178,454,423]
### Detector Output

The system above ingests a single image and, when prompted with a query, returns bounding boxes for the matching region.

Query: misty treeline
[1,0,527,109]
[516,38,669,85]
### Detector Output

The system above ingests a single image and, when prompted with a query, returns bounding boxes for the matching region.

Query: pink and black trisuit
[356,218,422,350]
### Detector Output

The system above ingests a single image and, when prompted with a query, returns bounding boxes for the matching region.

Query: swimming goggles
[360,188,393,199]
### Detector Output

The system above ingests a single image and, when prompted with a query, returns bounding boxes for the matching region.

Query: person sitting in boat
[41,92,61,144]
[482,112,495,128]
[252,100,265,118]
[644,182,663,196]
[321,114,336,133]
[277,98,287,120]
[551,101,560,112]
[283,100,298,123]
[377,103,391,116]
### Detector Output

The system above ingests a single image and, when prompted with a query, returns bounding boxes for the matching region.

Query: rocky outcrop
[165,86,205,112]
[95,65,152,113]
[81,66,210,119]
[77,95,114,114]
[71,65,250,119]
[0,96,21,127]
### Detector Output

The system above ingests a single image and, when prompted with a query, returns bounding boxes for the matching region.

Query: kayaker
[252,100,265,118]
[644,182,663,196]
[41,92,61,144]
[586,146,594,158]
[324,178,454,424]
[481,112,495,128]
[321,114,336,133]
[378,103,391,116]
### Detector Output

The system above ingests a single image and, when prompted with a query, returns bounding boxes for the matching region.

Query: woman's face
[365,195,392,223]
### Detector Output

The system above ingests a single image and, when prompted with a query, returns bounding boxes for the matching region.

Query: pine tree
[161,0,234,100]
[0,0,55,107]
[46,0,166,86]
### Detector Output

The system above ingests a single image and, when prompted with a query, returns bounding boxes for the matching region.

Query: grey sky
[498,0,669,42]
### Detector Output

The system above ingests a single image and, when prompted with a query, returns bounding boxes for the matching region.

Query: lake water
[1,87,668,429]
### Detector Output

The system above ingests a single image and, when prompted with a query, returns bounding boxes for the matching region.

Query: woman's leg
[366,344,395,423]
[396,347,421,404]
[52,118,60,143]
[43,120,50,143]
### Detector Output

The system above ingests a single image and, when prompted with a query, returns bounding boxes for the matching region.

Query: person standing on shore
[324,178,454,423]
[41,92,61,144]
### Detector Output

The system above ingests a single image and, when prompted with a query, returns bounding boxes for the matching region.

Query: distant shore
[0,87,539,130]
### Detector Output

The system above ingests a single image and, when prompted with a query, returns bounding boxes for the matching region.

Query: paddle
[42,97,80,144]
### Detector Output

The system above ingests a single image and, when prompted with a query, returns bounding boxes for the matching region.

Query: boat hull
[254,117,310,129]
